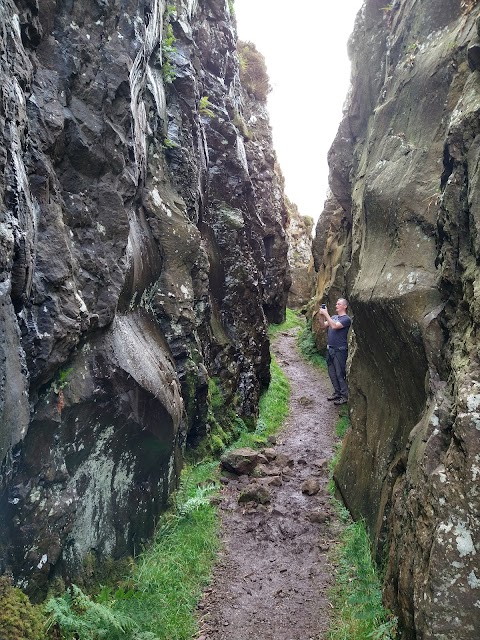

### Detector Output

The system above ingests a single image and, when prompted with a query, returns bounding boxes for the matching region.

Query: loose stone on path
[197,329,344,640]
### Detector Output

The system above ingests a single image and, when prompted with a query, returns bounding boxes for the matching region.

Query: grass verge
[297,320,327,370]
[327,411,398,640]
[268,307,304,338]
[44,336,291,639]
[231,354,289,449]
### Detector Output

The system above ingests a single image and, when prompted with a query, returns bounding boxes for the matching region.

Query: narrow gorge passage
[197,329,344,640]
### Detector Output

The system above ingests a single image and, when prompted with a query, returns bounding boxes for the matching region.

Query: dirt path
[196,329,344,640]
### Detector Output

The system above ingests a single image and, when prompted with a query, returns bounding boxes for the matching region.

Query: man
[318,298,351,406]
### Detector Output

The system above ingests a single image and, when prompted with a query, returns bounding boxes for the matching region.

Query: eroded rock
[314,1,480,637]
[0,0,290,595]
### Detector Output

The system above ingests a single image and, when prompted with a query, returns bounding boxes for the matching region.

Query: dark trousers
[326,347,348,398]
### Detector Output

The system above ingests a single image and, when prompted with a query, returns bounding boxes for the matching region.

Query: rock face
[286,199,315,309]
[314,1,480,637]
[0,0,289,597]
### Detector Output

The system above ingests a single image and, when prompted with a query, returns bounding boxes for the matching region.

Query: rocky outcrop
[314,1,480,637]
[286,199,315,309]
[0,0,289,597]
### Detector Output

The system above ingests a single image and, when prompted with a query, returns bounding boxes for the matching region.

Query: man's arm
[318,308,343,329]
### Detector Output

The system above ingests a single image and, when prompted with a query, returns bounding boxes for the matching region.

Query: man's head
[336,298,348,314]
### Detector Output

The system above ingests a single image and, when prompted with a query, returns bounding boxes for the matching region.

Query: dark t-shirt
[327,314,351,349]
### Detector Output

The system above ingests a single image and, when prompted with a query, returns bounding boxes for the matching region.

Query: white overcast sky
[234,0,364,221]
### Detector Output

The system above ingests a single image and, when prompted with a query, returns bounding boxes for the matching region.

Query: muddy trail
[196,329,345,640]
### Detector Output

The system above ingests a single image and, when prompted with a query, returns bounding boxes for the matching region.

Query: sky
[234,0,365,221]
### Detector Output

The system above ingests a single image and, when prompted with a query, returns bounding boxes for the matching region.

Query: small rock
[307,510,328,523]
[251,463,269,477]
[301,478,320,495]
[220,447,262,475]
[266,435,277,445]
[238,482,272,505]
[276,452,294,469]
[262,447,277,461]
[267,475,282,487]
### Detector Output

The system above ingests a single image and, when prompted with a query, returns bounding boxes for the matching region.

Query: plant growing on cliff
[199,96,215,118]
[0,577,47,640]
[161,19,177,83]
[237,40,271,102]
[162,137,178,149]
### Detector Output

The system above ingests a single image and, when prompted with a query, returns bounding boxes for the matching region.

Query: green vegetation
[192,377,246,459]
[237,40,271,102]
[162,19,177,83]
[0,577,46,640]
[327,413,398,640]
[232,111,253,140]
[297,320,327,370]
[44,585,144,640]
[162,137,178,149]
[51,366,73,394]
[199,96,215,118]
[268,307,304,338]
[327,522,398,640]
[231,355,289,449]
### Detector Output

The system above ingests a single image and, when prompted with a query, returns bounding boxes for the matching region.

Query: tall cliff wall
[0,0,289,597]
[286,199,315,309]
[314,1,480,638]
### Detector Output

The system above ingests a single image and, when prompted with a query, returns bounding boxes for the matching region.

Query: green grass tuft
[230,354,289,449]
[119,463,221,639]
[297,321,327,370]
[327,414,398,639]
[268,308,304,338]
[327,521,398,640]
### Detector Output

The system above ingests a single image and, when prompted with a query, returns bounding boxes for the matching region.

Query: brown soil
[196,329,345,640]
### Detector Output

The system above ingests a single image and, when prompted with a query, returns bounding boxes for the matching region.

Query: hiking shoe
[334,396,348,405]
[327,394,341,401]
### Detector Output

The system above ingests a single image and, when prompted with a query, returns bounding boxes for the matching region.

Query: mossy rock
[0,577,47,640]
